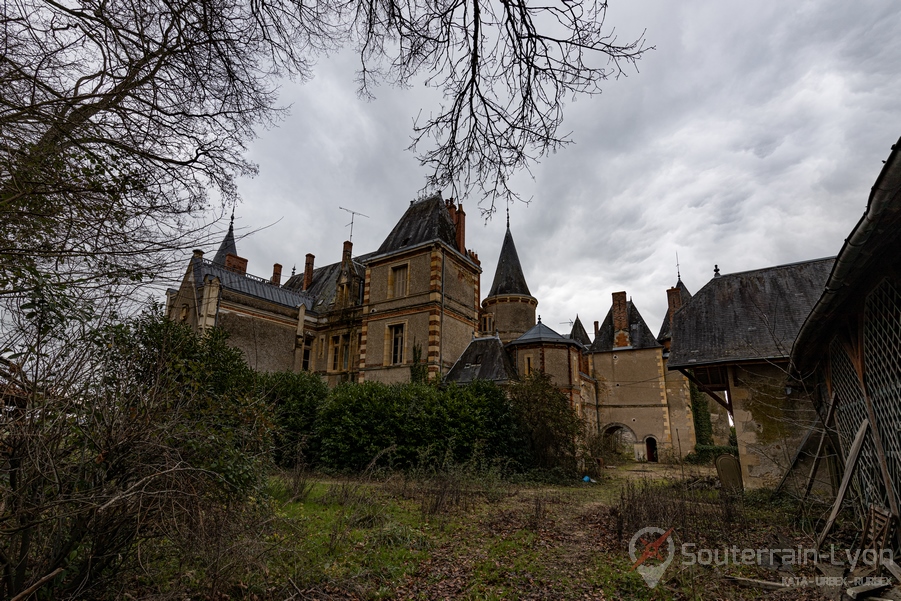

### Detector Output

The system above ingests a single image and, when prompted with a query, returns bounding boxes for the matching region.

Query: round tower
[481,222,537,343]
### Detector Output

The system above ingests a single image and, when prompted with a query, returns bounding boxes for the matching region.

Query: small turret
[481,219,538,343]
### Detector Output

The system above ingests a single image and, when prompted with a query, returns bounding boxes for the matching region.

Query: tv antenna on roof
[339,206,369,242]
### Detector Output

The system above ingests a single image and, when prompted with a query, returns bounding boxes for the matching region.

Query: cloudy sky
[220,0,901,339]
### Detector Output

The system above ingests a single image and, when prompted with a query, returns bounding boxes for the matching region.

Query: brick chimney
[455,202,466,253]
[594,320,599,337]
[612,291,630,348]
[225,253,247,275]
[446,198,457,224]
[303,253,315,290]
[666,287,683,325]
[342,240,353,263]
[271,263,282,286]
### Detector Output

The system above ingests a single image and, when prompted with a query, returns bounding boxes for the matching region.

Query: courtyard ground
[212,462,868,601]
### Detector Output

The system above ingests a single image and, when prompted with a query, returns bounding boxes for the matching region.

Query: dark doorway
[645,437,658,463]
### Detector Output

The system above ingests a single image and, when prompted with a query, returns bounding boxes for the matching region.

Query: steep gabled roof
[444,336,517,384]
[282,253,372,313]
[569,315,591,347]
[375,194,457,256]
[507,318,582,348]
[192,257,312,309]
[657,279,693,342]
[589,301,661,353]
[487,226,531,297]
[212,216,237,265]
[668,258,834,369]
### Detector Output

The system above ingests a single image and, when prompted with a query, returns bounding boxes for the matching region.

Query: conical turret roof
[569,315,591,346]
[487,226,531,297]
[213,213,237,265]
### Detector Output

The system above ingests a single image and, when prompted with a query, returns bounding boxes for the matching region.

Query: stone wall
[592,347,673,459]
[482,295,537,343]
[218,307,296,372]
[662,360,696,457]
[729,362,817,489]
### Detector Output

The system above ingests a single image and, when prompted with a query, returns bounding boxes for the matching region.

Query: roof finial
[506,203,510,229]
[291,264,296,277]
[714,264,721,278]
[537,315,542,323]
[229,208,235,229]
[676,252,681,280]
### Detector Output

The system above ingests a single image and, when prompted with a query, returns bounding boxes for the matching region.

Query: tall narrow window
[391,264,408,298]
[342,335,349,370]
[331,336,340,371]
[302,346,311,371]
[526,356,532,375]
[390,324,405,364]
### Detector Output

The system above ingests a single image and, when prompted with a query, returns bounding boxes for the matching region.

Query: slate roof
[375,193,458,256]
[589,300,661,353]
[444,336,518,384]
[282,253,371,313]
[569,315,592,347]
[192,257,312,309]
[487,227,531,297]
[212,217,237,265]
[507,318,582,348]
[668,258,835,369]
[657,279,693,343]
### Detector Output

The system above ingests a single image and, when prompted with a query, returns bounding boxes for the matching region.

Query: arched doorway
[645,437,658,463]
[601,424,637,459]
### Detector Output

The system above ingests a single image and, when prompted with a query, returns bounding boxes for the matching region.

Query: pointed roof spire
[487,225,531,297]
[569,315,592,346]
[213,210,237,265]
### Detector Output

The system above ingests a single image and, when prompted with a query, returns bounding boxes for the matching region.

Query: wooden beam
[818,418,868,548]
[861,388,901,536]
[801,393,839,501]
[678,368,731,413]
[773,420,816,496]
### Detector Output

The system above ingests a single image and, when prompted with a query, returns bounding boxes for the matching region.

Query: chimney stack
[594,320,599,337]
[225,253,247,275]
[612,291,630,348]
[455,202,466,254]
[666,287,683,325]
[303,253,315,290]
[446,198,457,224]
[342,240,353,262]
[271,263,282,286]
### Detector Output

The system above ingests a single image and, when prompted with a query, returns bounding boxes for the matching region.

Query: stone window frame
[384,321,407,366]
[387,262,410,299]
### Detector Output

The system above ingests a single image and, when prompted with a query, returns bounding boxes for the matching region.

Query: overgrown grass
[185,467,838,600]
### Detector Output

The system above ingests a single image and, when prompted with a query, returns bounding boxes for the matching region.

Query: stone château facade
[167,192,696,460]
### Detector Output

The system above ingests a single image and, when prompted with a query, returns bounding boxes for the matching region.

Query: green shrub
[314,379,524,472]
[507,372,584,473]
[2,308,274,599]
[257,370,328,467]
